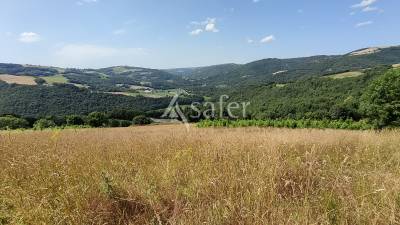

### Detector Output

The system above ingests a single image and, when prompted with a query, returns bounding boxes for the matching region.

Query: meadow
[1,125,400,224]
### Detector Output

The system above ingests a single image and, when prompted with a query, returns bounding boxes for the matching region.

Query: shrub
[108,109,141,121]
[132,115,152,125]
[34,78,47,85]
[197,119,374,130]
[66,115,85,126]
[33,119,56,130]
[0,116,29,130]
[86,112,108,127]
[108,119,131,127]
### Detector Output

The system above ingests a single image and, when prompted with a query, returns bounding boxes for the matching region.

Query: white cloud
[113,29,126,35]
[76,0,98,5]
[205,23,219,32]
[352,0,377,8]
[355,21,373,27]
[18,32,41,43]
[246,38,254,44]
[54,44,147,68]
[189,18,219,36]
[260,35,276,44]
[190,29,203,36]
[253,0,260,3]
[362,6,381,12]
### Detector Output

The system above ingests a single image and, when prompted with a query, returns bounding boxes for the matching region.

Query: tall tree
[361,69,400,128]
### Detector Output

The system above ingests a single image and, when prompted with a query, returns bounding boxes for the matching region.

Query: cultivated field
[0,74,36,85]
[42,75,69,84]
[1,125,400,224]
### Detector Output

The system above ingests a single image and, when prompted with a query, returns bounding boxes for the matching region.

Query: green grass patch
[275,84,287,88]
[42,75,69,84]
[327,71,364,79]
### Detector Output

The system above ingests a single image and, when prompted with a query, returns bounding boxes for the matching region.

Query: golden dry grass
[0,74,36,85]
[1,125,400,224]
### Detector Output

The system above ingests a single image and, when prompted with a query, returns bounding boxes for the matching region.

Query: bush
[132,115,152,125]
[108,119,132,127]
[197,119,375,130]
[0,116,29,130]
[86,112,108,127]
[119,120,132,127]
[108,109,141,121]
[33,119,56,130]
[34,78,47,85]
[66,115,85,126]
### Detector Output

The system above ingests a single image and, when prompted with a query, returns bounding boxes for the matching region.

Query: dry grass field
[0,75,36,85]
[1,125,400,225]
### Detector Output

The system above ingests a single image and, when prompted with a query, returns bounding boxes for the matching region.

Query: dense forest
[0,82,201,117]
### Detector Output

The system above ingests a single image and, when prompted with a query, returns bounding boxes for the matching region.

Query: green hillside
[0,81,200,118]
[166,63,241,80]
[196,46,400,88]
[0,45,399,123]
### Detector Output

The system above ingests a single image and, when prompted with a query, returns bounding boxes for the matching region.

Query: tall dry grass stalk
[1,125,400,224]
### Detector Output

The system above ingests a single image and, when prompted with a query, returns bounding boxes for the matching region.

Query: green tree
[0,116,29,130]
[34,119,56,130]
[361,69,400,128]
[132,115,152,125]
[34,78,47,85]
[66,115,85,126]
[86,112,108,127]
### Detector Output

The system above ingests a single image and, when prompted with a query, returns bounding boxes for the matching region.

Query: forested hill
[165,63,241,80]
[169,46,400,87]
[0,45,399,121]
[0,64,189,91]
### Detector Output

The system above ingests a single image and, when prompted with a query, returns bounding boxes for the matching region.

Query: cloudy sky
[0,0,398,69]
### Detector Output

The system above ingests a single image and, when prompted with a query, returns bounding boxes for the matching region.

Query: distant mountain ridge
[167,45,400,87]
[1,45,399,89]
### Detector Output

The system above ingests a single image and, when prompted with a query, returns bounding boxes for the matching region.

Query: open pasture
[1,125,399,224]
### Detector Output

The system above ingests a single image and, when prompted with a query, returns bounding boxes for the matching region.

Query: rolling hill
[186,46,400,88]
[0,45,399,119]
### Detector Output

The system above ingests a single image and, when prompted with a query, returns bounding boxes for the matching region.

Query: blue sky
[0,0,398,69]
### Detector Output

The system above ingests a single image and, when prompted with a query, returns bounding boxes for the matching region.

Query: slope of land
[0,46,399,120]
[1,125,399,224]
[176,46,400,89]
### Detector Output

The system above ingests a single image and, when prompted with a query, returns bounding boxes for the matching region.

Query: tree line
[0,109,153,130]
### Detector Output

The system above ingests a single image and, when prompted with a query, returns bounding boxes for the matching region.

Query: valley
[0,46,399,128]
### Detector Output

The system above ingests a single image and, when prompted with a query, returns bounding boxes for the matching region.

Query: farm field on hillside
[1,125,399,224]
[42,74,69,84]
[0,74,36,85]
